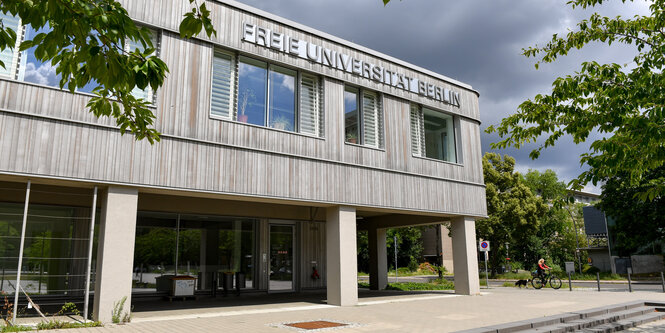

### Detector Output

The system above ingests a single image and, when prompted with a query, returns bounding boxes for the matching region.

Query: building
[0,0,487,322]
[570,190,600,205]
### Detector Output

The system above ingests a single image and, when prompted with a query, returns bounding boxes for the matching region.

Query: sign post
[479,241,490,289]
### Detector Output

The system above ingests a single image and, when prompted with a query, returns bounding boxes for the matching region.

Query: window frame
[410,104,460,164]
[344,84,384,149]
[209,50,324,138]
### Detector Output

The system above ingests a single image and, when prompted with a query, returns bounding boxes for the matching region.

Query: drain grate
[269,319,360,331]
[285,320,348,330]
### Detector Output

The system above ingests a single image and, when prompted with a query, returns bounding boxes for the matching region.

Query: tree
[521,169,568,202]
[476,153,547,275]
[486,0,665,200]
[521,169,578,268]
[0,0,215,143]
[356,226,425,273]
[598,166,665,256]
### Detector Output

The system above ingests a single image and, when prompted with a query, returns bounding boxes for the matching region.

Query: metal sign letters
[242,22,461,107]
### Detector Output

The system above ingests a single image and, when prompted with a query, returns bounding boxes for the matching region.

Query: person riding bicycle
[537,258,550,279]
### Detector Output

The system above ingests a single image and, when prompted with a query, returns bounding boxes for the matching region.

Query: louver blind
[0,13,20,78]
[299,74,321,136]
[410,104,424,156]
[362,91,382,148]
[211,51,235,119]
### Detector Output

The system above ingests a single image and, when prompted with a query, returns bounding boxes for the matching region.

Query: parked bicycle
[531,271,562,289]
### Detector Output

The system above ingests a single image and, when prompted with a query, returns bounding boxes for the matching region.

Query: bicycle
[531,271,562,289]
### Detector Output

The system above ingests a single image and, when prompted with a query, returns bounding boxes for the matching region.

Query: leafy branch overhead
[486,0,665,200]
[0,0,216,143]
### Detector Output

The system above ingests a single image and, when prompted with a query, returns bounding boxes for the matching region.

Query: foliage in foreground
[487,0,665,200]
[0,0,216,143]
[598,166,665,256]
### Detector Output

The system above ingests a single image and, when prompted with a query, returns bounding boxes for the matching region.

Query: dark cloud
[234,0,650,193]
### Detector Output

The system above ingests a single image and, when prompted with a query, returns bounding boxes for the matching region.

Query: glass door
[269,224,294,292]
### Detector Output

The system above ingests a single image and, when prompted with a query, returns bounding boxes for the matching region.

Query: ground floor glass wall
[0,183,98,303]
[132,212,257,294]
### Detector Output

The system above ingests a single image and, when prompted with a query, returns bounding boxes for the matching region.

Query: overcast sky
[233,0,651,194]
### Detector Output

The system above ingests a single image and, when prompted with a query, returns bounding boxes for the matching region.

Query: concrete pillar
[441,224,454,274]
[93,187,138,323]
[451,216,480,295]
[368,227,387,290]
[326,206,357,306]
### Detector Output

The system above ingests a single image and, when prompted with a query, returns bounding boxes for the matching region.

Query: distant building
[569,190,600,205]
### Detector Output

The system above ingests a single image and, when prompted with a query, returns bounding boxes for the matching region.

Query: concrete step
[579,312,665,332]
[565,306,657,329]
[453,302,665,333]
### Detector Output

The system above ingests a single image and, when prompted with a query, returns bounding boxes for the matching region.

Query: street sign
[479,240,490,252]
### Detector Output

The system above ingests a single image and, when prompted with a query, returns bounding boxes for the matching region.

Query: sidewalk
[28,288,665,332]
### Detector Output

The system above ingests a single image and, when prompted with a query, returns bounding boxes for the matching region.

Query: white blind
[299,73,321,136]
[211,51,235,119]
[410,104,424,156]
[362,91,382,148]
[0,13,21,78]
[127,28,159,102]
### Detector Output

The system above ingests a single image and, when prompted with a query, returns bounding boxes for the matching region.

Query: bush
[396,267,411,275]
[386,280,454,291]
[582,264,600,274]
[418,262,437,274]
[407,257,419,272]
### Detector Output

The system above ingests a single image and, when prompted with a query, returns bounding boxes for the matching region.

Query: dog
[515,279,530,288]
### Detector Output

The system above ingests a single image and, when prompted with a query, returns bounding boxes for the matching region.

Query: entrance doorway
[269,224,295,292]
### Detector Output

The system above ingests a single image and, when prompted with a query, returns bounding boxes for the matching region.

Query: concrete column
[441,224,454,274]
[451,216,480,295]
[368,227,387,290]
[93,187,139,323]
[326,206,357,306]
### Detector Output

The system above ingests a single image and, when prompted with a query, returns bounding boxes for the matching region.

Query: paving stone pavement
[29,288,665,332]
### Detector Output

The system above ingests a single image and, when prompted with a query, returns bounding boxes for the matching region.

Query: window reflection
[18,25,62,87]
[268,66,296,132]
[344,87,359,144]
[237,58,267,126]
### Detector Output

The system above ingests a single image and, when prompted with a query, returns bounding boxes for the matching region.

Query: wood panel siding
[0,110,486,216]
[0,0,487,217]
[299,221,326,289]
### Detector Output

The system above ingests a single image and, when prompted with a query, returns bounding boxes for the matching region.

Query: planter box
[170,275,196,296]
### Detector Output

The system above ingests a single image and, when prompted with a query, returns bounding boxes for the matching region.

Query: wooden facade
[0,0,486,217]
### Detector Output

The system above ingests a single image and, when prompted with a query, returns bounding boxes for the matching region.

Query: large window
[0,13,159,101]
[410,104,457,162]
[211,51,323,137]
[344,86,383,148]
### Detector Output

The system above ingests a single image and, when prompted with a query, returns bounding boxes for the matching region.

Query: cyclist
[537,258,550,279]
